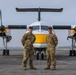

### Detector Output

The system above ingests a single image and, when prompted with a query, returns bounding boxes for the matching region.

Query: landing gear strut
[41,51,45,60]
[68,35,76,56]
[2,36,11,56]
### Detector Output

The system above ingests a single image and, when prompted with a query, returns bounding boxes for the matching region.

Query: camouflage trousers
[22,47,34,68]
[46,46,56,67]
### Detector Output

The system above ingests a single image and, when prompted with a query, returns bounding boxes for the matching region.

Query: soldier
[21,26,37,70]
[44,27,58,70]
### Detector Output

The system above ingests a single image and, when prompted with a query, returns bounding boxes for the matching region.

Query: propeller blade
[0,10,3,27]
[0,10,6,48]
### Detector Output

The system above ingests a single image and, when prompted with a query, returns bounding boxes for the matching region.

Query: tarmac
[0,49,76,75]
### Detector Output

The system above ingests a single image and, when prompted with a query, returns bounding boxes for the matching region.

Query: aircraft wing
[8,25,27,29]
[53,25,71,29]
[16,8,63,12]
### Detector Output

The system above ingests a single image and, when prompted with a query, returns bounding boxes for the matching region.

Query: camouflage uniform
[21,32,36,69]
[46,33,58,69]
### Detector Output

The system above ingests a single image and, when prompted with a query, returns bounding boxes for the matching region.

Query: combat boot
[30,66,37,70]
[51,66,56,70]
[23,67,27,70]
[44,66,50,70]
[30,60,37,70]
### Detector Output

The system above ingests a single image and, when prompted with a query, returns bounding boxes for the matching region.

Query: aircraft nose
[34,34,46,44]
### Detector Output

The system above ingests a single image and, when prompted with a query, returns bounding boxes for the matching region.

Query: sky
[0,0,76,47]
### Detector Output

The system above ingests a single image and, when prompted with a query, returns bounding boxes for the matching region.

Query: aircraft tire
[75,50,76,56]
[41,53,44,60]
[73,50,76,56]
[7,50,9,55]
[69,50,72,56]
[37,53,39,60]
[3,50,6,55]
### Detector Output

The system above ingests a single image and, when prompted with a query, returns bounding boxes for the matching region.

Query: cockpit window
[32,25,48,30]
[41,26,48,30]
[32,26,39,30]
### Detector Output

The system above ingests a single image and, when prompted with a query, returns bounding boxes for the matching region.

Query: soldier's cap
[29,26,33,29]
[48,26,52,30]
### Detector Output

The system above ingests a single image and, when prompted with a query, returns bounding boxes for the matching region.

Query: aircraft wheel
[41,53,44,60]
[75,50,76,56]
[69,50,72,56]
[3,50,6,55]
[7,50,9,55]
[36,53,39,60]
[73,50,76,56]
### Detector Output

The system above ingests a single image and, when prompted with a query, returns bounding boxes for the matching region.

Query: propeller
[72,26,76,30]
[0,10,6,49]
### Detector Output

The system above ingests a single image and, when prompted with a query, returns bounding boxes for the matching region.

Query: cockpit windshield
[32,26,39,30]
[32,25,48,30]
[41,26,48,30]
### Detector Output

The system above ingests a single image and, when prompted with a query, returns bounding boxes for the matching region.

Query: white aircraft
[16,7,63,59]
[0,8,76,59]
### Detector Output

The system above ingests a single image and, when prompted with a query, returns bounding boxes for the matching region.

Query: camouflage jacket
[46,33,58,47]
[21,32,36,47]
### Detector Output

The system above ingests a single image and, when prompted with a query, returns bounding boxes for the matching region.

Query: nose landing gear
[35,49,45,60]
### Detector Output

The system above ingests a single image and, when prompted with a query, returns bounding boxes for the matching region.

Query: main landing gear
[67,35,76,56]
[2,35,12,56]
